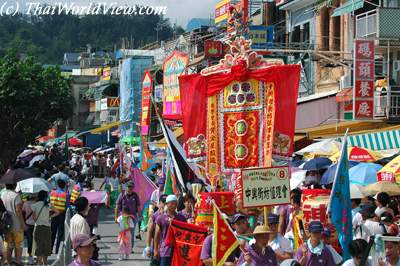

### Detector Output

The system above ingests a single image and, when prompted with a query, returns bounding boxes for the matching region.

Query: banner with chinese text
[140,69,152,135]
[163,50,189,120]
[240,166,290,208]
[195,192,235,227]
[353,40,375,119]
[166,220,208,266]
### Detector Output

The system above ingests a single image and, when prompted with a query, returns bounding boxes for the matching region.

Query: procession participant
[68,234,101,266]
[1,183,25,266]
[237,225,278,266]
[116,206,135,261]
[115,181,140,253]
[32,190,52,266]
[200,231,242,266]
[379,236,400,266]
[342,239,371,266]
[48,164,69,188]
[375,192,395,217]
[22,194,36,265]
[154,195,186,266]
[70,197,91,241]
[321,228,342,265]
[178,194,195,223]
[380,212,399,236]
[145,194,167,259]
[150,179,165,208]
[50,179,69,254]
[232,213,252,249]
[354,203,383,241]
[267,213,293,263]
[294,221,336,266]
[351,198,363,230]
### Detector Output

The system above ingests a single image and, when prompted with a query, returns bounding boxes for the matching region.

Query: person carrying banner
[237,225,278,266]
[154,194,186,266]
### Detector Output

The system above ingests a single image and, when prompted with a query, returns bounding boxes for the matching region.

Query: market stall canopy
[332,0,364,17]
[362,181,400,196]
[296,121,398,141]
[90,121,126,134]
[295,138,341,158]
[349,163,382,185]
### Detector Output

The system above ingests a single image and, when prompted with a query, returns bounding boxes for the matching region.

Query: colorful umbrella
[349,163,382,185]
[302,157,332,171]
[68,137,83,147]
[330,146,383,162]
[350,184,365,199]
[295,139,341,158]
[362,181,400,196]
[377,155,400,183]
[36,135,54,143]
[16,177,51,193]
[0,168,40,184]
[320,160,360,185]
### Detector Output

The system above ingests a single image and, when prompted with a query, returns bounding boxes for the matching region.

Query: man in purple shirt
[294,221,336,266]
[114,181,140,251]
[238,225,278,266]
[154,194,187,266]
[69,234,101,266]
[200,233,241,265]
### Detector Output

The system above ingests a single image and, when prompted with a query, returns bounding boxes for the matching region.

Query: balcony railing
[373,87,400,120]
[356,10,377,38]
[356,8,400,39]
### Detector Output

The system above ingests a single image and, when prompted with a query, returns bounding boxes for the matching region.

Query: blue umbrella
[349,163,383,186]
[302,157,332,171]
[321,161,360,185]
[290,160,305,168]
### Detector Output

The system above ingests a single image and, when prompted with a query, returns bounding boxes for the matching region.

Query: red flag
[165,219,208,266]
[212,204,239,266]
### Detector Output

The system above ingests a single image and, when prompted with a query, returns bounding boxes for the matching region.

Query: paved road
[96,207,149,266]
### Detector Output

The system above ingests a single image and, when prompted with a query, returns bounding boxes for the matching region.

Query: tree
[0,51,74,172]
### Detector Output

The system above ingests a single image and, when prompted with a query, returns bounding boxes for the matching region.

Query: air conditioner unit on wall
[393,60,400,72]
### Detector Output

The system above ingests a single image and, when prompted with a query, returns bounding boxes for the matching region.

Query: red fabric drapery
[179,64,301,160]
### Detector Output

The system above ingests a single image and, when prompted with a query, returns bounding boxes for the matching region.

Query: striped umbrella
[330,146,383,162]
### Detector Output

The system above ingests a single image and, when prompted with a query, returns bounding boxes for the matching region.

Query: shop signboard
[353,40,375,120]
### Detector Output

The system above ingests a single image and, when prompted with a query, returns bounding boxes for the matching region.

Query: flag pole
[327,128,349,214]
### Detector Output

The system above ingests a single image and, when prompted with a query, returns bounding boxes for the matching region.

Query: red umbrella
[68,137,83,147]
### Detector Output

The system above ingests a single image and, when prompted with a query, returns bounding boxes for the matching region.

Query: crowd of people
[0,145,124,266]
[140,166,400,266]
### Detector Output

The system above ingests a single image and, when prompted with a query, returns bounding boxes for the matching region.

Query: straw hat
[242,225,272,237]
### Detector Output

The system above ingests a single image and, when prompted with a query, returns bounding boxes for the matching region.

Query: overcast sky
[1,0,218,27]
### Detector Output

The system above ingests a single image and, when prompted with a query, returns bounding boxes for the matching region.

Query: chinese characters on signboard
[353,40,375,119]
[248,26,274,49]
[241,167,290,208]
[140,69,152,135]
[215,0,231,24]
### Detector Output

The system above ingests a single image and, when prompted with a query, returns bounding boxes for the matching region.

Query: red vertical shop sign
[140,69,152,135]
[353,40,375,119]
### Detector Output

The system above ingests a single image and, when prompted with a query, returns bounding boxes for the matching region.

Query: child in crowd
[117,206,135,260]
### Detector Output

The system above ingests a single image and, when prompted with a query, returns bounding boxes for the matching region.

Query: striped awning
[348,129,400,151]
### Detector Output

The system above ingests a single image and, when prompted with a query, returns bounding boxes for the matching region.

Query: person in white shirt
[322,228,343,265]
[342,239,372,266]
[267,213,293,263]
[355,203,384,241]
[374,192,395,217]
[70,197,91,241]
